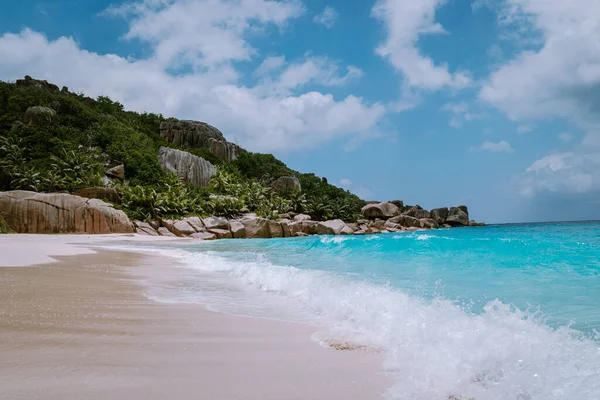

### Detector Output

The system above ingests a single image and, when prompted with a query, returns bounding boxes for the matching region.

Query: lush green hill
[0,77,366,222]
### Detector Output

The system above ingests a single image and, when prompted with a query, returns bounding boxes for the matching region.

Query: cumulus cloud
[340,178,352,186]
[480,0,600,128]
[479,0,600,197]
[372,0,471,90]
[519,152,600,197]
[469,140,514,153]
[105,0,304,69]
[313,6,338,28]
[0,0,385,153]
[442,102,485,128]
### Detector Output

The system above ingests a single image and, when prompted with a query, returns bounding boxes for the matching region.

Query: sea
[106,222,600,400]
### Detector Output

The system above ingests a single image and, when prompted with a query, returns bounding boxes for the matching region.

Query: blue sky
[1,0,600,223]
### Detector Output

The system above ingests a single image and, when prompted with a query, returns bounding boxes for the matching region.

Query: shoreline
[0,236,389,399]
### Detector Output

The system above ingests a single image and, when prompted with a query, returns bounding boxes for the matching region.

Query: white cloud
[558,132,574,142]
[479,0,600,196]
[0,26,384,153]
[340,178,352,186]
[519,152,600,197]
[105,0,304,69]
[469,140,514,153]
[372,0,471,90]
[254,55,286,76]
[480,0,600,128]
[313,6,338,28]
[442,102,485,128]
[516,124,533,134]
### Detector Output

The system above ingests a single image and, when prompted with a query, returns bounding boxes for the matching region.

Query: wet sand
[0,237,388,399]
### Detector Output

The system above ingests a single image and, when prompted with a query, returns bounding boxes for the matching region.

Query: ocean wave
[173,249,600,400]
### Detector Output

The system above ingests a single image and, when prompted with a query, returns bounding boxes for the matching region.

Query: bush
[0,216,8,234]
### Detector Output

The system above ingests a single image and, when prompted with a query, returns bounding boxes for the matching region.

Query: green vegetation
[0,215,8,234]
[0,78,366,222]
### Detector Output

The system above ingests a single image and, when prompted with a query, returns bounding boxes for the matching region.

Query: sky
[1,0,600,223]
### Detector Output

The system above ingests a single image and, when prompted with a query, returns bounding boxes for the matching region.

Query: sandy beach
[0,235,388,400]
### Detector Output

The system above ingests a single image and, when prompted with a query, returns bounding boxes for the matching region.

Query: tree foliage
[0,78,367,222]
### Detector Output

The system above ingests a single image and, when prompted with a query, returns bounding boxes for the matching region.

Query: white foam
[103,242,600,399]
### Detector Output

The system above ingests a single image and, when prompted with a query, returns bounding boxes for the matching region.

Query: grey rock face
[159,120,242,162]
[446,207,469,226]
[430,207,449,224]
[419,218,440,229]
[403,206,430,219]
[361,202,400,219]
[158,147,216,188]
[24,106,56,125]
[316,219,349,235]
[272,176,301,194]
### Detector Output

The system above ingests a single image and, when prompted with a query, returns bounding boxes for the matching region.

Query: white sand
[0,236,389,399]
[0,233,185,266]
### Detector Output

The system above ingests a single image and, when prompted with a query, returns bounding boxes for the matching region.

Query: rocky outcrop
[159,120,242,162]
[389,215,421,228]
[230,220,246,238]
[202,216,229,231]
[272,176,301,194]
[73,187,121,204]
[430,207,449,224]
[403,206,430,219]
[420,218,440,229]
[16,76,60,92]
[294,214,312,221]
[240,216,271,238]
[105,165,125,180]
[24,106,56,125]
[361,202,400,219]
[316,219,352,235]
[446,207,469,227]
[157,146,216,188]
[134,221,159,236]
[0,191,134,234]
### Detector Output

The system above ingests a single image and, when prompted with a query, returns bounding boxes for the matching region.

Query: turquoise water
[113,222,600,399]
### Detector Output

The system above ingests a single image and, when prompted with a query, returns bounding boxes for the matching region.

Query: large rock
[73,187,121,204]
[209,229,233,239]
[229,220,246,238]
[192,231,217,240]
[281,221,291,237]
[158,227,176,237]
[202,216,230,231]
[171,220,197,236]
[430,207,449,224]
[294,214,312,222]
[134,221,159,236]
[0,191,133,234]
[361,202,400,219]
[24,106,56,125]
[184,217,205,232]
[402,206,430,219]
[159,120,242,162]
[389,215,421,228]
[446,207,469,227]
[157,147,216,188]
[458,205,469,215]
[419,218,440,229]
[16,76,60,91]
[105,164,125,180]
[316,219,349,235]
[288,220,318,236]
[268,220,284,238]
[241,216,271,238]
[272,176,301,194]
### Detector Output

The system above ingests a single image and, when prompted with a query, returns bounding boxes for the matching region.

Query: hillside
[0,76,366,222]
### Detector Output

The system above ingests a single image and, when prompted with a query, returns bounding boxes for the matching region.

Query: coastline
[0,235,389,400]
